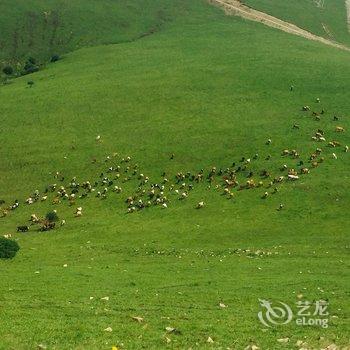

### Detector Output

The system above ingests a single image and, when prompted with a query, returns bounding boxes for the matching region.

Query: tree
[23,61,39,75]
[51,54,60,63]
[46,211,59,223]
[2,66,14,75]
[0,237,20,259]
[27,57,37,65]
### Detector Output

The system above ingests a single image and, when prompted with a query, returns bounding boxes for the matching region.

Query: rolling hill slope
[210,0,349,51]
[243,0,350,47]
[0,0,186,66]
[0,0,349,349]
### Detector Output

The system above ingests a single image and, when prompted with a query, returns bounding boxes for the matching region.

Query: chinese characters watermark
[258,299,329,328]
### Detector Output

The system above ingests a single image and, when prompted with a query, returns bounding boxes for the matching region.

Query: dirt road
[209,0,350,51]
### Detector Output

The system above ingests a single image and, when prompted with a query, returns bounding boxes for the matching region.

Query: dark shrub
[27,57,37,65]
[50,54,60,63]
[0,237,20,259]
[46,211,59,223]
[2,66,14,75]
[23,62,39,75]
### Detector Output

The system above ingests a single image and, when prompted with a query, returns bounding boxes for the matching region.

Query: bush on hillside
[27,57,37,65]
[23,61,39,75]
[2,66,14,75]
[50,54,60,63]
[0,237,20,259]
[46,211,59,223]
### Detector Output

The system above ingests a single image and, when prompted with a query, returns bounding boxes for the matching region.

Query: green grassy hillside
[0,0,349,349]
[0,0,186,66]
[244,0,350,46]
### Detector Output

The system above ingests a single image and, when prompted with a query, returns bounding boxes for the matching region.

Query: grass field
[0,0,349,349]
[243,0,350,47]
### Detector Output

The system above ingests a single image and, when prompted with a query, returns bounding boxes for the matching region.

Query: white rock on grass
[277,337,289,343]
[207,336,214,343]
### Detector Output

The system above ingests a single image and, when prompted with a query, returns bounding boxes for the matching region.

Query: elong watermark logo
[258,299,329,328]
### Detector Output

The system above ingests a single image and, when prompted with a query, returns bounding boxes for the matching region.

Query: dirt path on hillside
[209,0,350,52]
[346,0,350,32]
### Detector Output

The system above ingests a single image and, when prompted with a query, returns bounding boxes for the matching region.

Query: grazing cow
[127,206,136,213]
[246,179,255,189]
[260,170,270,178]
[52,197,60,204]
[25,197,34,205]
[280,164,287,171]
[329,140,341,147]
[30,214,40,224]
[180,191,188,199]
[40,222,56,232]
[75,207,83,217]
[309,153,317,161]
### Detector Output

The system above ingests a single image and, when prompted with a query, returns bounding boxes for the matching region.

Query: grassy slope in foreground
[244,0,350,47]
[0,0,186,65]
[0,1,350,349]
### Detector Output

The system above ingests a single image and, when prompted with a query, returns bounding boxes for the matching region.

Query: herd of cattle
[0,100,348,234]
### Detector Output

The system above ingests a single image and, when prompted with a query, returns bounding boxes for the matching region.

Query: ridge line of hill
[209,0,350,51]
